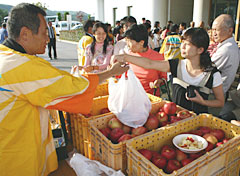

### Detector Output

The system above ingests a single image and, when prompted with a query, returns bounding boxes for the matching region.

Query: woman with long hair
[113,28,224,114]
[84,22,113,73]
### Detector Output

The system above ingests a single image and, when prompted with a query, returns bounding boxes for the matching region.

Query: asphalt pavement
[38,39,79,73]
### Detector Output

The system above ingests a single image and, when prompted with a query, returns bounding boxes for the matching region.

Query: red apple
[145,116,159,130]
[176,110,191,119]
[198,126,212,134]
[165,159,181,174]
[156,111,168,123]
[122,125,132,134]
[159,107,164,112]
[170,116,181,123]
[161,121,170,126]
[151,151,162,159]
[138,149,152,160]
[100,108,110,114]
[176,149,188,162]
[210,129,225,141]
[181,158,193,167]
[190,130,203,136]
[189,152,203,160]
[152,155,167,169]
[205,142,215,152]
[99,127,111,138]
[203,133,218,145]
[161,147,176,160]
[131,126,148,136]
[109,128,124,143]
[118,134,132,142]
[108,117,123,129]
[163,102,177,115]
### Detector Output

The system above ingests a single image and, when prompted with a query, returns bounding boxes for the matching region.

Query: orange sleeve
[47,74,99,114]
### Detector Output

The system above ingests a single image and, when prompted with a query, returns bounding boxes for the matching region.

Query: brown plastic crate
[89,101,194,173]
[126,114,240,176]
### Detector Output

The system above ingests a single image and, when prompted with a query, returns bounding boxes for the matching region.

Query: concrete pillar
[96,0,105,22]
[151,0,168,28]
[193,0,210,27]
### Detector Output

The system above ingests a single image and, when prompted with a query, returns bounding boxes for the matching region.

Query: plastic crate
[89,101,194,173]
[126,114,240,176]
[94,82,108,97]
[69,93,162,158]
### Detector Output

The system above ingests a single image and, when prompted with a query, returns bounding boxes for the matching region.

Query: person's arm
[112,54,170,72]
[97,62,129,84]
[187,85,225,108]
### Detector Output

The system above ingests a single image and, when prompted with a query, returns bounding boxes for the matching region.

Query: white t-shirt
[180,59,222,88]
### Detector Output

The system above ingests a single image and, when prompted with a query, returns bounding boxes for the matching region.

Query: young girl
[113,28,224,114]
[84,22,113,73]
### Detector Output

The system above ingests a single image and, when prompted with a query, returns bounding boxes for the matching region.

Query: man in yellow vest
[77,20,94,66]
[0,3,128,176]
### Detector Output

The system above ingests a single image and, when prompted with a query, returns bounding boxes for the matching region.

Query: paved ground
[38,39,79,73]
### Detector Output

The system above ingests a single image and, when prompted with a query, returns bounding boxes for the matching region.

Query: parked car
[55,21,68,35]
[71,24,83,30]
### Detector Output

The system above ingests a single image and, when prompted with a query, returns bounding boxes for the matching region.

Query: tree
[64,12,69,21]
[57,12,62,21]
[33,2,47,11]
[0,9,8,23]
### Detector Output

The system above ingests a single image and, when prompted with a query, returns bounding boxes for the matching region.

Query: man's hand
[109,62,129,76]
[97,62,129,84]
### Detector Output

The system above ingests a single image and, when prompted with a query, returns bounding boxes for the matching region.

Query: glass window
[210,0,238,24]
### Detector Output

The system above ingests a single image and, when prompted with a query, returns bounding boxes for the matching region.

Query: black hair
[90,22,109,55]
[123,24,148,48]
[120,16,137,26]
[143,22,151,30]
[7,3,46,40]
[170,24,179,33]
[83,20,94,33]
[154,28,160,34]
[2,23,6,28]
[154,21,160,28]
[183,28,214,71]
[180,22,186,29]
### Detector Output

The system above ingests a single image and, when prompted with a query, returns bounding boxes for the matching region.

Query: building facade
[94,0,239,29]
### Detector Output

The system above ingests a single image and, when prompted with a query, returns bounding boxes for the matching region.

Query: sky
[4,0,96,14]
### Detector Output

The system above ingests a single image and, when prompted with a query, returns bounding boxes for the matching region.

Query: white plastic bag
[70,153,125,176]
[108,68,152,128]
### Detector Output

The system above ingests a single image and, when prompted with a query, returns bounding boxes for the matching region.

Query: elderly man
[212,14,240,93]
[209,14,240,116]
[0,3,128,176]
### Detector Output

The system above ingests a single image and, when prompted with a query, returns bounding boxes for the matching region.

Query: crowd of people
[0,2,240,175]
[77,14,240,124]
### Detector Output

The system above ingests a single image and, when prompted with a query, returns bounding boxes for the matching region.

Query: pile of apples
[99,102,193,144]
[187,126,229,150]
[137,126,229,174]
[157,102,192,126]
